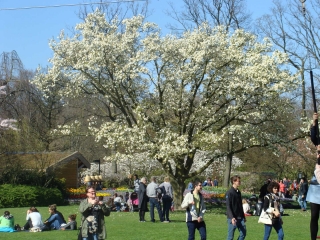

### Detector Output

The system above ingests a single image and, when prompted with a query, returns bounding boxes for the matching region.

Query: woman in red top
[279,180,285,198]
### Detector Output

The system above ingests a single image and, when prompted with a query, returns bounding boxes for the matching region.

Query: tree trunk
[223,132,233,187]
[223,152,232,187]
[171,178,186,210]
[301,70,306,118]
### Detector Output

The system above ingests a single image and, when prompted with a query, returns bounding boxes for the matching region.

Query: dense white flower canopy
[33,10,300,186]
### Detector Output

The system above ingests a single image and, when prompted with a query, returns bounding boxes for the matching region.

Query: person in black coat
[138,177,148,222]
[259,179,271,202]
[298,177,308,211]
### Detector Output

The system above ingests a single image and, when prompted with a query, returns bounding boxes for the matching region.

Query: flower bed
[66,187,133,204]
[184,187,227,205]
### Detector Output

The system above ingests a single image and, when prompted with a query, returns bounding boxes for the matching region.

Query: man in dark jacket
[298,177,308,211]
[226,175,246,240]
[138,177,148,222]
[259,179,271,202]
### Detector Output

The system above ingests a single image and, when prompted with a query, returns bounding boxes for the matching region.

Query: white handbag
[258,195,273,225]
[258,209,272,225]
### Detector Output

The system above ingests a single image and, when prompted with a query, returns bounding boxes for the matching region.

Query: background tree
[166,0,252,33]
[33,12,304,205]
[165,0,253,185]
[254,0,315,119]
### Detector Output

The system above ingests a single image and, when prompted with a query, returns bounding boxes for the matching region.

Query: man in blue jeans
[226,175,246,240]
[146,176,164,222]
[181,179,206,240]
[298,177,308,211]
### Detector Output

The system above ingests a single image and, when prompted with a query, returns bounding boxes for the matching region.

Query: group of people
[0,204,77,233]
[226,175,284,240]
[137,176,174,223]
[180,175,251,240]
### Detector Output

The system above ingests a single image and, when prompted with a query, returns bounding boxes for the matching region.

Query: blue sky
[0,0,275,71]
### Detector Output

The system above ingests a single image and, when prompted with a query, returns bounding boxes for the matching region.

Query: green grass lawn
[0,205,312,240]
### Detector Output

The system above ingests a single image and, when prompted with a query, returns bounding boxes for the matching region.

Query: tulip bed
[66,187,133,204]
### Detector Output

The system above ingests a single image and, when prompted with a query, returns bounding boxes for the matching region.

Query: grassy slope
[0,205,311,240]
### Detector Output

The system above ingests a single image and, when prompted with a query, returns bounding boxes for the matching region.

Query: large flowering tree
[34,11,302,205]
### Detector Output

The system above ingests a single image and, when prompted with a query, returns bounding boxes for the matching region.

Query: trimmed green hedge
[0,184,65,208]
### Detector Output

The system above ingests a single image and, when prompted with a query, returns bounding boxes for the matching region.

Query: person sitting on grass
[242,199,252,216]
[23,207,44,231]
[60,214,77,230]
[0,211,15,232]
[42,204,66,231]
[114,193,123,212]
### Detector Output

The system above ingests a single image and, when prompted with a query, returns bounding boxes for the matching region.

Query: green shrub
[0,165,68,197]
[0,184,65,208]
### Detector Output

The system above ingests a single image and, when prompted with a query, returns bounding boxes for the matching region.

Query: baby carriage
[129,192,139,212]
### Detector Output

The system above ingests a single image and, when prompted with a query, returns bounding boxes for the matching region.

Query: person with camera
[307,113,320,239]
[79,186,110,240]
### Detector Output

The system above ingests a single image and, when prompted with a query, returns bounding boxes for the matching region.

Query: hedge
[0,184,65,208]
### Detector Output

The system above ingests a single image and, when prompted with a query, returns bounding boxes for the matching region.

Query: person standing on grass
[138,177,148,222]
[259,179,271,203]
[181,179,206,240]
[226,175,246,240]
[278,180,285,198]
[262,181,284,240]
[213,177,218,187]
[298,177,308,211]
[307,112,320,240]
[79,186,110,240]
[146,176,164,223]
[133,174,140,192]
[159,176,174,222]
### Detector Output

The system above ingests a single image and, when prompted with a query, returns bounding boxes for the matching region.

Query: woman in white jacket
[181,180,206,240]
[23,207,44,231]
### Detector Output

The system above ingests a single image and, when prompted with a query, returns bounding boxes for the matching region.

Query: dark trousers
[139,210,145,221]
[23,219,32,230]
[310,202,320,240]
[149,197,163,222]
[187,221,206,240]
[162,197,172,221]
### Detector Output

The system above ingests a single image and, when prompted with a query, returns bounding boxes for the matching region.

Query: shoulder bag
[258,195,273,225]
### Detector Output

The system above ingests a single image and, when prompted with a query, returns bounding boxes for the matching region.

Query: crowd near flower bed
[67,186,294,206]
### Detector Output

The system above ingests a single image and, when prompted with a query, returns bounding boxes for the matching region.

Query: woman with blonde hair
[159,176,174,222]
[242,199,251,216]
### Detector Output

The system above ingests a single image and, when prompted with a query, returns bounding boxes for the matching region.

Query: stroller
[129,192,139,212]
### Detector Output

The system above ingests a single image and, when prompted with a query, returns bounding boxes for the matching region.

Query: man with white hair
[138,177,148,222]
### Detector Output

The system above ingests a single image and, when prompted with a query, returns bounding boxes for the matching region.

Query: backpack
[155,186,166,198]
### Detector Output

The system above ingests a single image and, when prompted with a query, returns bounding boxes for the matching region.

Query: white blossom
[33,12,302,186]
